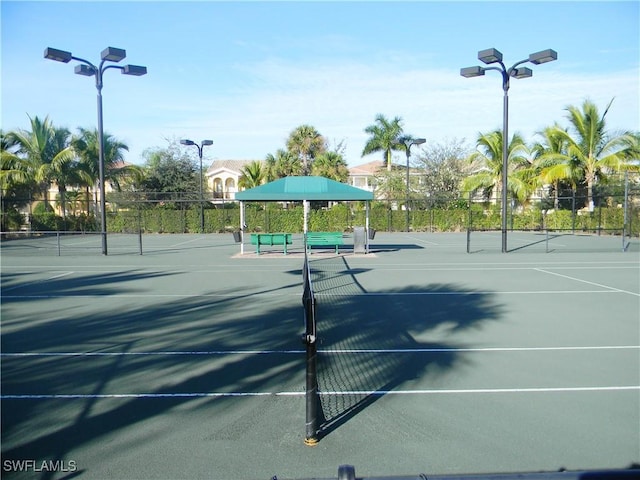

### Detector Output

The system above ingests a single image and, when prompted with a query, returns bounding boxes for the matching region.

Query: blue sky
[2,1,639,167]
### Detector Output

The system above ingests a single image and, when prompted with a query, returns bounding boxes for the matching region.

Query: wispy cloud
[149,58,639,165]
[4,55,638,167]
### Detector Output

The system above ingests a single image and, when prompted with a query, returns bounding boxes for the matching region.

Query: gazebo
[235,176,374,254]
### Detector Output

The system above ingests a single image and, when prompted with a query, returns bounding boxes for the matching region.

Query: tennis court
[1,232,638,479]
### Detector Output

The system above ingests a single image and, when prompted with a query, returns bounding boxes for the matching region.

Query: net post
[304,337,319,446]
[302,243,319,446]
[57,231,61,256]
[546,228,549,253]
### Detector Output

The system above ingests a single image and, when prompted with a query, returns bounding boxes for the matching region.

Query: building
[347,160,383,194]
[205,159,256,202]
[204,158,420,203]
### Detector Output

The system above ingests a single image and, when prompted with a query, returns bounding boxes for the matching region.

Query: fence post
[597,202,602,236]
[467,192,472,254]
[572,191,576,234]
[138,207,143,255]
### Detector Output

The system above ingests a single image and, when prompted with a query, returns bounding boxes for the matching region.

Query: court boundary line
[1,271,74,293]
[3,385,639,400]
[3,345,638,357]
[2,288,633,300]
[535,267,640,297]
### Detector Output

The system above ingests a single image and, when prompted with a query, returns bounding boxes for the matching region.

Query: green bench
[250,233,292,255]
[306,231,344,254]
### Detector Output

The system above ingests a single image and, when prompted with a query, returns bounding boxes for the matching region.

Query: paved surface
[1,232,639,479]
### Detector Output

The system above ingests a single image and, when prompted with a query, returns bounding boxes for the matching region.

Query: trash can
[353,226,366,254]
[232,231,241,243]
[368,228,376,240]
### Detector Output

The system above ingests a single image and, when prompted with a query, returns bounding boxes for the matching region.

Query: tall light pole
[44,47,147,255]
[180,139,213,233]
[461,48,557,253]
[395,138,426,232]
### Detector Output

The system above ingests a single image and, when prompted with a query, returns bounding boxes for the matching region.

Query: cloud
[5,55,638,167]
[174,59,639,165]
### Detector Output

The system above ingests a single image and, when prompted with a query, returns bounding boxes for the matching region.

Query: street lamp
[461,48,557,253]
[180,139,213,233]
[394,137,426,232]
[45,47,147,255]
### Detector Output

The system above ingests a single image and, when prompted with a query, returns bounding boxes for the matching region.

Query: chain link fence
[3,189,639,238]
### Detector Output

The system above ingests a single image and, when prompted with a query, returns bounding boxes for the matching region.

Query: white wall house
[347,160,383,194]
[205,159,256,202]
[204,158,406,203]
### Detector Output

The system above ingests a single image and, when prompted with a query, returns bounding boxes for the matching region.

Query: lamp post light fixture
[394,137,426,232]
[180,139,213,233]
[461,48,557,253]
[44,47,147,255]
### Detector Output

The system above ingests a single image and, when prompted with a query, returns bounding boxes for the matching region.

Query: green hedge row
[10,201,636,235]
[101,202,639,236]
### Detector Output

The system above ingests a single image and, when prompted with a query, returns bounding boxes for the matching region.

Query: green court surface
[1,232,639,479]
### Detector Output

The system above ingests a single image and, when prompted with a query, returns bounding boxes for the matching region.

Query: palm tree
[461,129,529,204]
[4,116,75,212]
[311,151,349,182]
[286,125,325,175]
[238,161,265,189]
[1,129,33,190]
[266,149,302,179]
[545,99,637,209]
[72,127,133,214]
[531,125,575,209]
[362,114,405,172]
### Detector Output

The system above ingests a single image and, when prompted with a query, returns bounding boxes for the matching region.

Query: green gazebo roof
[235,176,373,201]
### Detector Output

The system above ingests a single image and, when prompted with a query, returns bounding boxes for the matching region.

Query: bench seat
[250,233,292,255]
[306,232,344,254]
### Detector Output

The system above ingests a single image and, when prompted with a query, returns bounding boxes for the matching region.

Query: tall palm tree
[1,129,33,190]
[461,129,529,204]
[532,125,574,209]
[238,161,265,189]
[72,127,133,214]
[286,125,325,175]
[545,99,637,209]
[362,114,405,172]
[266,149,302,179]
[4,116,75,211]
[311,151,349,182]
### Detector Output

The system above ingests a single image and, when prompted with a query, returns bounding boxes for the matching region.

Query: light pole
[45,47,147,255]
[461,48,557,253]
[180,139,213,233]
[395,138,426,232]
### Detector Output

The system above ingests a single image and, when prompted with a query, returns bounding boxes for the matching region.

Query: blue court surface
[1,232,638,479]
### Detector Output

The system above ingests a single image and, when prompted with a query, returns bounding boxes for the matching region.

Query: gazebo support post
[366,201,370,254]
[303,200,309,234]
[240,201,245,255]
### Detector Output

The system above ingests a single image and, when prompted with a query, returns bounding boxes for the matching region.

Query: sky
[1,1,639,168]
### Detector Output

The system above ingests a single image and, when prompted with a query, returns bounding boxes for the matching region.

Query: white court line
[1,271,73,293]
[535,268,640,297]
[3,345,638,357]
[3,385,639,400]
[316,290,619,296]
[402,234,440,246]
[164,237,206,248]
[1,291,299,299]
[1,287,631,299]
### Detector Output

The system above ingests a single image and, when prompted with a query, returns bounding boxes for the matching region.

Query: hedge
[10,201,637,236]
[98,202,639,236]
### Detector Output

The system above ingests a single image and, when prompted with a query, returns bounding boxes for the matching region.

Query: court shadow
[368,243,425,253]
[2,257,502,476]
[309,256,503,440]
